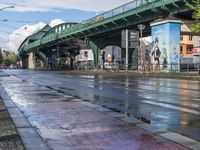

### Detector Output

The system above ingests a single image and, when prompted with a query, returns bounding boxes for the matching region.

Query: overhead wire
[0,19,39,23]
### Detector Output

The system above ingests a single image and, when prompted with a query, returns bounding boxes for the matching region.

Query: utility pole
[126,29,129,72]
[137,24,145,69]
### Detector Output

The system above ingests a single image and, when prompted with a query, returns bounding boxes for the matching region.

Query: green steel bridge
[19,0,192,68]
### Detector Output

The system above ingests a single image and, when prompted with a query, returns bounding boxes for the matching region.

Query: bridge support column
[150,19,182,72]
[19,53,28,69]
[86,39,102,69]
[28,52,35,69]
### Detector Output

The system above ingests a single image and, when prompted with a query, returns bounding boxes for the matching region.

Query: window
[180,35,183,41]
[189,35,193,41]
[186,45,193,54]
[180,46,183,54]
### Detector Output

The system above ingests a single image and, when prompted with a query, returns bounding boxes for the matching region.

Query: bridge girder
[20,0,192,69]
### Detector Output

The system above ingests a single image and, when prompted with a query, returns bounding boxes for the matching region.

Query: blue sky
[0,0,133,52]
[0,9,96,35]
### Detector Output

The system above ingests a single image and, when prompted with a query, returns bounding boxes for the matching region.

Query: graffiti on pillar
[151,21,181,71]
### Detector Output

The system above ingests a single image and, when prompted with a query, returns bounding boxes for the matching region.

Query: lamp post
[137,24,145,69]
[0,6,15,11]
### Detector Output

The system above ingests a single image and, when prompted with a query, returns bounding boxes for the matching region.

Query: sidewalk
[0,90,24,150]
[0,87,48,150]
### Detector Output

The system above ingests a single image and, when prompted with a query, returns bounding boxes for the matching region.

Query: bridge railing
[84,0,156,25]
[56,0,157,39]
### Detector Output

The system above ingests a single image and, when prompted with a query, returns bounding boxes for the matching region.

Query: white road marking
[142,100,200,115]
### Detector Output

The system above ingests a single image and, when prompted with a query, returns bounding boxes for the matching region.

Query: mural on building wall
[151,22,181,71]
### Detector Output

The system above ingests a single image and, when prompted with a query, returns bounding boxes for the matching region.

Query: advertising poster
[151,22,181,71]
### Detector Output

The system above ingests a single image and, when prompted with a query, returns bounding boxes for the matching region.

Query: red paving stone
[9,97,189,150]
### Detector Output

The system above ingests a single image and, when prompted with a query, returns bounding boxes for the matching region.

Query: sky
[0,0,133,53]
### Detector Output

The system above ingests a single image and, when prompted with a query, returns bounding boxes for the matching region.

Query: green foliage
[0,50,3,64]
[189,0,200,33]
[3,59,12,66]
[3,55,17,66]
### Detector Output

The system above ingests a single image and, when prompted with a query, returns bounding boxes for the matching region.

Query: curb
[43,84,200,150]
[74,98,200,150]
[51,70,200,81]
[0,88,50,150]
[45,84,200,150]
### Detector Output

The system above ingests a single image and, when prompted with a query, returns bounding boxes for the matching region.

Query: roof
[18,24,51,53]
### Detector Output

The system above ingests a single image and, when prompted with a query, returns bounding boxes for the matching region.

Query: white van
[180,54,200,70]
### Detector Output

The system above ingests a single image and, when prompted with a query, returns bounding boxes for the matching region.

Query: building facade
[180,35,195,56]
[180,20,200,56]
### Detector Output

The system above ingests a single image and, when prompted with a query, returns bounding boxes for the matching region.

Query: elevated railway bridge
[18,0,193,69]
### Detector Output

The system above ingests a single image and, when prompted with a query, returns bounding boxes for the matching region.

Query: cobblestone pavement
[0,95,24,150]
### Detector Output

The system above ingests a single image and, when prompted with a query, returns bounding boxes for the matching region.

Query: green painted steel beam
[23,0,191,52]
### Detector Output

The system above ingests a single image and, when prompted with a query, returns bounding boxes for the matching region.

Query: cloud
[49,19,65,27]
[0,35,9,43]
[0,35,10,50]
[2,19,64,53]
[0,0,133,12]
[7,22,46,52]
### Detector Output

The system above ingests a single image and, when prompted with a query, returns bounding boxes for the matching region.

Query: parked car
[9,64,17,69]
[0,64,6,69]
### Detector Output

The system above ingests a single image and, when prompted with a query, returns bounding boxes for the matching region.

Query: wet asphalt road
[1,69,200,141]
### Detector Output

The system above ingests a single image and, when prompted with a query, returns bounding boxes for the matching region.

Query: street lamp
[0,6,15,11]
[137,24,145,69]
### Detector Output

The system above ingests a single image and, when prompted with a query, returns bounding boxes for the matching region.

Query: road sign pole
[126,29,129,72]
[137,24,145,71]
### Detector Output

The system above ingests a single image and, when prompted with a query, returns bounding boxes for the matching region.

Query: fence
[38,58,200,75]
[73,61,200,74]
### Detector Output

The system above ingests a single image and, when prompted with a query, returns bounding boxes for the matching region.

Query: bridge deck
[23,0,188,51]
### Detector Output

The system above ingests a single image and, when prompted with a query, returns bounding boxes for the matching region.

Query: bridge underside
[19,0,194,69]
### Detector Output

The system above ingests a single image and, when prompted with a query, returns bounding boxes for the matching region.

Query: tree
[0,50,3,64]
[189,0,200,33]
[9,55,17,64]
[3,55,17,66]
[3,58,13,66]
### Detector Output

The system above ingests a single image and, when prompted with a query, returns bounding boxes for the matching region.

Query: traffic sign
[121,30,139,48]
